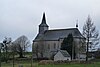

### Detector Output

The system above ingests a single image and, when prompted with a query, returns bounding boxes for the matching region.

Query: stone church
[33,13,86,60]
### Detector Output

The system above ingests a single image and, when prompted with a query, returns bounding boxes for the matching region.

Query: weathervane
[76,19,78,28]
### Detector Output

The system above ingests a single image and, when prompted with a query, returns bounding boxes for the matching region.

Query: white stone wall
[54,51,71,61]
[33,37,86,59]
[44,41,60,51]
[33,40,61,58]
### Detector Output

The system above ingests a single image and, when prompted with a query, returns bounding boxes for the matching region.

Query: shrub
[38,60,54,65]
[33,57,49,61]
[54,60,71,64]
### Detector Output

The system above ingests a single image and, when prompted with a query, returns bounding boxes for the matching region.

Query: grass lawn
[36,62,100,67]
[1,52,100,67]
[1,61,32,67]
[1,62,100,67]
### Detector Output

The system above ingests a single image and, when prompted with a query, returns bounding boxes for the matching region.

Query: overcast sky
[0,0,100,49]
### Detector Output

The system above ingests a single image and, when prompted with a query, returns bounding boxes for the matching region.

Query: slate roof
[59,50,70,57]
[34,28,85,41]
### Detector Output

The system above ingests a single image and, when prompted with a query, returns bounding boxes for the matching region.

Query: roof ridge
[47,28,77,31]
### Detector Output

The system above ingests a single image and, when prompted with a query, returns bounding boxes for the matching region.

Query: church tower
[39,13,49,34]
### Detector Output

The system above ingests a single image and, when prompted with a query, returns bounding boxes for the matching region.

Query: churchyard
[1,52,100,67]
[1,60,100,67]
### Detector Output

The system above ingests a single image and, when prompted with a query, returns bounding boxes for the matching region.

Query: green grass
[1,52,33,67]
[1,52,100,67]
[1,62,100,67]
[37,62,100,67]
[1,60,32,67]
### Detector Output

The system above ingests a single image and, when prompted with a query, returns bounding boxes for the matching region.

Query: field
[1,52,100,67]
[37,63,100,67]
[1,61,100,67]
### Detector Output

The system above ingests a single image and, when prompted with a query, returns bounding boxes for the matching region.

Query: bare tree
[2,37,12,63]
[33,40,45,59]
[0,43,4,67]
[33,43,39,59]
[12,35,30,58]
[83,16,100,61]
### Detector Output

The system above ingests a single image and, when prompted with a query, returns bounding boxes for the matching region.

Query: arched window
[54,43,56,49]
[58,44,59,49]
[48,44,50,49]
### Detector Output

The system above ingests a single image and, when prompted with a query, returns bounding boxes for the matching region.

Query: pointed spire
[41,12,46,24]
[39,12,49,33]
[39,12,48,27]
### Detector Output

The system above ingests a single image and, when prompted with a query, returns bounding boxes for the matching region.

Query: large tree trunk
[19,52,23,58]
[18,48,24,58]
[40,52,43,58]
[19,52,24,58]
[36,52,38,59]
